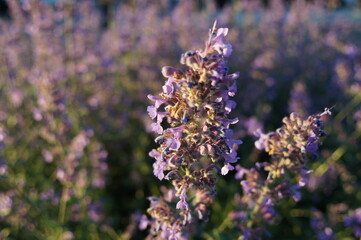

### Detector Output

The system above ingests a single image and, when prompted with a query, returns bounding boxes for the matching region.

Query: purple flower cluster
[344,208,361,238]
[231,110,331,238]
[311,210,335,240]
[256,110,331,181]
[144,22,242,238]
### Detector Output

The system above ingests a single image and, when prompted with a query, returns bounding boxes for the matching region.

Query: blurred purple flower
[254,129,270,150]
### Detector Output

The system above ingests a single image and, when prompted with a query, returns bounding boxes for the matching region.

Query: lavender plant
[0,0,360,239]
[231,110,331,239]
[0,1,110,239]
[144,22,242,238]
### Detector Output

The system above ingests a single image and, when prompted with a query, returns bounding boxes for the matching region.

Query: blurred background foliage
[0,0,360,239]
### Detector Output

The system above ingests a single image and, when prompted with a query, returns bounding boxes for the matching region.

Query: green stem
[58,186,68,224]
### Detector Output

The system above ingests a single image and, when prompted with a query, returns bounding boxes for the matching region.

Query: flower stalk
[143,22,241,239]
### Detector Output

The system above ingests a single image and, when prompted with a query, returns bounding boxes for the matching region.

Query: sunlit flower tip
[226,72,240,80]
[211,28,232,57]
[211,28,228,44]
[290,185,302,202]
[228,83,237,96]
[225,100,236,113]
[321,107,333,116]
[216,28,229,38]
[298,169,312,187]
[221,163,234,175]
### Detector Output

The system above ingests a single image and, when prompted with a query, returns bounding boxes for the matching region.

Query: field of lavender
[0,0,360,239]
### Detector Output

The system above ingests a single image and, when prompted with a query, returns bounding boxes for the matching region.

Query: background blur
[0,0,360,239]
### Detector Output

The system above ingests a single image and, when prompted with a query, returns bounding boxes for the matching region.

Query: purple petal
[215,117,239,128]
[161,66,182,78]
[221,163,234,175]
[235,165,248,179]
[226,72,240,80]
[254,130,270,150]
[166,137,181,150]
[151,122,163,134]
[139,215,149,230]
[156,112,168,123]
[147,94,167,108]
[228,83,237,96]
[176,199,188,210]
[225,100,236,113]
[147,105,157,119]
[163,79,174,95]
[211,28,229,45]
[216,28,229,38]
[168,126,186,139]
[225,139,243,149]
[222,43,233,57]
[224,149,239,163]
[149,149,161,161]
[306,142,318,153]
[153,160,167,180]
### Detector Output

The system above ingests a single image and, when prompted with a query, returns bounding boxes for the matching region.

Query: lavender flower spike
[144,22,241,239]
[231,110,331,238]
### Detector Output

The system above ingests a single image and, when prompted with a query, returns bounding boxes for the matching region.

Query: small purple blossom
[147,105,157,119]
[221,163,234,175]
[235,165,248,180]
[139,214,150,230]
[306,141,319,154]
[168,126,186,139]
[211,28,233,57]
[225,100,236,113]
[166,137,181,151]
[254,129,270,151]
[150,122,163,134]
[344,208,361,238]
[163,77,175,95]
